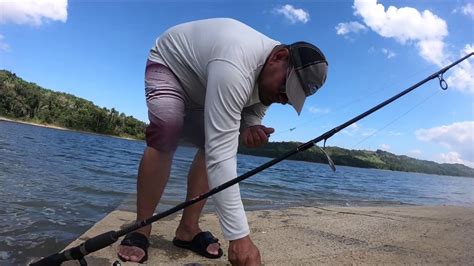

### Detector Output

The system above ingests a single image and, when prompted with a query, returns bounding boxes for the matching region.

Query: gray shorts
[144,61,204,152]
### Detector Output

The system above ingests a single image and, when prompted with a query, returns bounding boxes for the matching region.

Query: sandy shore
[0,116,70,131]
[61,205,474,265]
[0,116,138,141]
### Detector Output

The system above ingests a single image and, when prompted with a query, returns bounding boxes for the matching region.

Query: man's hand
[240,125,275,148]
[228,235,261,266]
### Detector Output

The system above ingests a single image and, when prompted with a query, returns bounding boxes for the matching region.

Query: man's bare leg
[117,146,173,262]
[174,148,220,255]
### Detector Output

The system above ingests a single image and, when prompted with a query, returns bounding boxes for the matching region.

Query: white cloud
[348,123,359,130]
[408,149,422,156]
[0,34,9,52]
[361,128,377,137]
[343,123,359,136]
[335,21,367,35]
[456,3,474,19]
[446,44,474,94]
[416,39,446,66]
[415,121,474,164]
[368,47,397,59]
[388,130,403,136]
[342,123,377,137]
[439,151,465,165]
[438,151,473,168]
[353,0,448,66]
[382,48,396,59]
[380,143,390,150]
[274,4,310,24]
[308,106,330,114]
[0,0,68,26]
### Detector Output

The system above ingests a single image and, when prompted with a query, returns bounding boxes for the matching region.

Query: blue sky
[1,0,473,167]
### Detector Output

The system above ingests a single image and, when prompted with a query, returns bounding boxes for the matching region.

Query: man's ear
[270,47,289,63]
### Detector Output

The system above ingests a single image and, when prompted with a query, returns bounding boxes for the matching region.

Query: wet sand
[0,116,69,131]
[61,205,474,265]
[0,117,137,140]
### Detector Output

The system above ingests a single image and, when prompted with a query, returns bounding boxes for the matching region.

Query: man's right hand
[240,125,275,148]
[228,235,261,265]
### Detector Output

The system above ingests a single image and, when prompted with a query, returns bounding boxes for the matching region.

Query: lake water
[1,120,473,265]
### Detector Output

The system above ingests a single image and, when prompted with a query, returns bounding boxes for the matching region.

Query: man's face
[258,48,289,106]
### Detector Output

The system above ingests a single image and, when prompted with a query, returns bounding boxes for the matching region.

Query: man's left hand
[240,125,274,148]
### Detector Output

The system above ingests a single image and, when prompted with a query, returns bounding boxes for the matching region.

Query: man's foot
[173,231,223,258]
[117,232,150,263]
[174,227,222,258]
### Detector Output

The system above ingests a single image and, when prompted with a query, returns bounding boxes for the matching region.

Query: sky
[0,0,473,167]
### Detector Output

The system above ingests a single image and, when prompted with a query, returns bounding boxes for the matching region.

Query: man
[117,18,328,265]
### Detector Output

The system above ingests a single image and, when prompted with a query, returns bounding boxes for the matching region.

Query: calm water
[1,121,473,265]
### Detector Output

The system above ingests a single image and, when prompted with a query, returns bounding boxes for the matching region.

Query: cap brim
[286,68,306,115]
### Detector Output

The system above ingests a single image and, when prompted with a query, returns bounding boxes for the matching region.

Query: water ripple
[1,121,474,265]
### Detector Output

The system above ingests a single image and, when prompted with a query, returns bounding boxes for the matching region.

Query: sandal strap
[191,231,219,251]
[120,232,150,250]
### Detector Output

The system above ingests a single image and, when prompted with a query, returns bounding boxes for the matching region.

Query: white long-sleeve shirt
[148,18,279,240]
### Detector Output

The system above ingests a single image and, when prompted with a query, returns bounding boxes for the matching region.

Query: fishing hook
[317,138,336,172]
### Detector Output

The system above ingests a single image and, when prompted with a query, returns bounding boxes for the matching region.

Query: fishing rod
[31,52,473,266]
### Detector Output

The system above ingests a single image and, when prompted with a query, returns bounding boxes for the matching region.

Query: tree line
[238,142,474,177]
[0,70,146,139]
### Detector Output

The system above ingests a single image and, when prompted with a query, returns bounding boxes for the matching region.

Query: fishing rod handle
[30,252,66,266]
[30,230,118,266]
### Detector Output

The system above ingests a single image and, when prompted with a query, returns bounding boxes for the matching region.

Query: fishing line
[351,89,442,149]
[271,63,441,138]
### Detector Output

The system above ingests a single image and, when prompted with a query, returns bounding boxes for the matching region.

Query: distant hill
[238,142,474,178]
[0,70,146,139]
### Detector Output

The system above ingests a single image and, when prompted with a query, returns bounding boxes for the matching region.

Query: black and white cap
[286,41,328,115]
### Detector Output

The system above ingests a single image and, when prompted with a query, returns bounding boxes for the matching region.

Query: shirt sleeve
[204,59,252,240]
[240,103,268,131]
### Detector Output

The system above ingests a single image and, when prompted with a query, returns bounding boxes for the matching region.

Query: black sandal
[118,232,150,263]
[172,231,223,259]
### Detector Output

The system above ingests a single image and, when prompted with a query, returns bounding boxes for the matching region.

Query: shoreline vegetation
[238,143,474,177]
[0,70,147,140]
[2,69,473,177]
